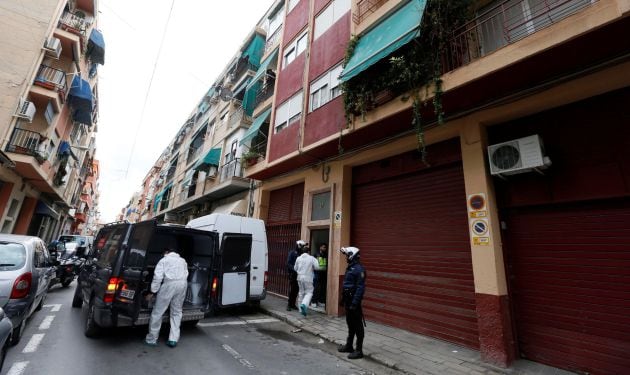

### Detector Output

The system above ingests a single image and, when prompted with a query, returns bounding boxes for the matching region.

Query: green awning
[247,48,278,89]
[242,81,260,116]
[242,33,266,67]
[339,0,426,82]
[240,107,271,146]
[193,147,222,171]
[153,190,164,211]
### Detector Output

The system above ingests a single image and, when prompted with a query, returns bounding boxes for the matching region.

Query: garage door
[266,183,304,296]
[351,144,478,349]
[504,198,630,375]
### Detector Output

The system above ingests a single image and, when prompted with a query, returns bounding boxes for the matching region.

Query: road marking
[43,304,62,312]
[198,317,278,327]
[222,344,255,370]
[38,315,55,330]
[22,333,45,353]
[6,361,29,375]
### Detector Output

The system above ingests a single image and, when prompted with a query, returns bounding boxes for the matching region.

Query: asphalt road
[3,283,401,375]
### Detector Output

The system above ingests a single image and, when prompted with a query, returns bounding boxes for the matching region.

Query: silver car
[0,235,54,345]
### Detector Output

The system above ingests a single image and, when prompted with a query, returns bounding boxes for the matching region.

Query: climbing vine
[341,0,471,158]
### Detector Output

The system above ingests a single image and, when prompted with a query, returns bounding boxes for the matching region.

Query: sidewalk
[260,294,574,375]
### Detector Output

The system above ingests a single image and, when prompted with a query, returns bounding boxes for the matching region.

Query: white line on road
[198,317,278,327]
[6,361,29,375]
[43,304,62,312]
[222,344,255,370]
[38,315,56,330]
[22,333,45,353]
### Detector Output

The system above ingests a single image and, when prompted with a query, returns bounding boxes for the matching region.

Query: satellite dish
[219,87,233,102]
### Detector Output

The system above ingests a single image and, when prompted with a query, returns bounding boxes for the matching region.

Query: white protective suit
[294,252,320,309]
[145,252,189,344]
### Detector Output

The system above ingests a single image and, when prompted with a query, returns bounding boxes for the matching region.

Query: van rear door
[112,220,155,322]
[216,233,252,307]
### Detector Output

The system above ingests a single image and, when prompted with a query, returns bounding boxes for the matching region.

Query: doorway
[309,228,329,309]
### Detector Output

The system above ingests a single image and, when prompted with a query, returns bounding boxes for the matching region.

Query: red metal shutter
[351,157,478,349]
[504,198,630,375]
[266,183,304,296]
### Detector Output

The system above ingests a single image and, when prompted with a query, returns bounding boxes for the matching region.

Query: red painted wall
[283,0,309,47]
[490,88,630,208]
[275,53,306,105]
[268,121,300,162]
[308,12,350,81]
[303,96,345,146]
[0,183,14,219]
[13,197,37,235]
[314,0,332,15]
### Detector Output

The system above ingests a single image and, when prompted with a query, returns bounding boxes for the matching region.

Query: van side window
[125,224,152,268]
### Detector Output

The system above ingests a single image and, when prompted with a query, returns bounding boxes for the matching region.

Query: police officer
[337,246,366,359]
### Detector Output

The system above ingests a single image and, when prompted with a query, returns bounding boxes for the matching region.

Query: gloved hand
[348,304,357,311]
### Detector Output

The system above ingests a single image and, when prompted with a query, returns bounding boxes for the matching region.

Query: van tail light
[104,277,122,303]
[264,271,268,290]
[211,277,218,299]
[11,272,32,299]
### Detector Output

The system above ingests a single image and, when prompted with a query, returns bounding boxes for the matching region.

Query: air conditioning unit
[15,99,36,122]
[44,37,62,59]
[488,135,551,176]
[206,165,218,178]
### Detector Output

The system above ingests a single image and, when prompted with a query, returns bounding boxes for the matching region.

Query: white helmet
[296,240,307,248]
[340,246,360,261]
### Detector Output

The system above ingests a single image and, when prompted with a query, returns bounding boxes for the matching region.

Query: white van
[186,213,267,304]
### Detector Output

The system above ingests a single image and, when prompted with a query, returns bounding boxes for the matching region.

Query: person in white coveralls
[144,248,189,348]
[293,245,320,316]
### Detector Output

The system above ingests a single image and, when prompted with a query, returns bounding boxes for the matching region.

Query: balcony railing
[442,0,596,72]
[6,128,48,162]
[353,0,389,25]
[229,106,252,127]
[231,57,257,82]
[264,27,282,54]
[34,65,67,97]
[219,158,243,183]
[58,10,90,36]
[255,78,275,108]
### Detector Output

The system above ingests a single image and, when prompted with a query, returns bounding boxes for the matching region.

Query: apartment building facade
[0,0,103,242]
[244,0,630,373]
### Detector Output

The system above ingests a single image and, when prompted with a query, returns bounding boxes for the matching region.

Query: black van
[72,220,252,337]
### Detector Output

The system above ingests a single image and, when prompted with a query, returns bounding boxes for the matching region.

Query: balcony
[264,27,282,55]
[230,56,257,83]
[229,105,253,128]
[58,10,91,40]
[32,65,67,103]
[353,0,389,25]
[219,158,244,183]
[255,78,275,108]
[442,0,597,73]
[5,128,48,163]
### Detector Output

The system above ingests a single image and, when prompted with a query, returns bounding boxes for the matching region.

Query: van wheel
[11,321,25,346]
[72,286,83,308]
[84,298,100,338]
[183,320,199,328]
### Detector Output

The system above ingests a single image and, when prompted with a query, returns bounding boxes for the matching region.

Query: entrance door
[310,229,329,306]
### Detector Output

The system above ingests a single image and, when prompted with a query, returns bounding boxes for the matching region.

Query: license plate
[119,289,135,299]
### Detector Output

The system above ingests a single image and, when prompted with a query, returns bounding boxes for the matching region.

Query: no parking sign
[468,193,490,246]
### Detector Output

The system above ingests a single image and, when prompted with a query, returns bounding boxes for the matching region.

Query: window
[95,226,127,268]
[314,0,350,40]
[187,125,207,164]
[282,30,308,69]
[274,91,303,133]
[288,0,300,12]
[44,101,56,126]
[309,64,343,111]
[220,110,229,126]
[166,154,178,181]
[311,191,331,221]
[268,7,283,36]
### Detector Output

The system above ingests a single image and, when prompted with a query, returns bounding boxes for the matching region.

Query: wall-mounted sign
[333,211,342,228]
[468,193,491,246]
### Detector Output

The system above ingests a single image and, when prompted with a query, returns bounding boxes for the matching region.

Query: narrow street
[3,284,400,375]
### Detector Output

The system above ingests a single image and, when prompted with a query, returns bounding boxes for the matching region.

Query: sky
[96,0,274,222]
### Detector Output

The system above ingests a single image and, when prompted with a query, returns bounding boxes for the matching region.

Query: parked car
[57,235,90,257]
[73,220,253,337]
[0,234,54,344]
[0,307,12,371]
[48,241,85,288]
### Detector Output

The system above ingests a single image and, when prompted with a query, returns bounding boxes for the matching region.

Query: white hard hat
[296,240,307,247]
[340,246,360,261]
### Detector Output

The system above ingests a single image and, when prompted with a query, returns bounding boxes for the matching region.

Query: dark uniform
[286,246,300,310]
[339,257,366,359]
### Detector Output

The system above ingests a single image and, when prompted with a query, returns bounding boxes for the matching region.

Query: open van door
[112,220,155,323]
[215,233,252,307]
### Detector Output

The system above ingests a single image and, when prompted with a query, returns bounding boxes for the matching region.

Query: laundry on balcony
[193,147,222,172]
[87,29,105,65]
[68,76,93,126]
[58,141,78,160]
[240,107,271,146]
[339,0,427,82]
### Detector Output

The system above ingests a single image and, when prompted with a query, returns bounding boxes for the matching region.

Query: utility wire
[123,0,175,178]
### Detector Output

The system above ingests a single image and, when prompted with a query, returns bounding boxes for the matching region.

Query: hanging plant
[341,0,471,155]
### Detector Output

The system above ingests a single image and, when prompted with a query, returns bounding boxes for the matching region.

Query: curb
[260,306,410,374]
